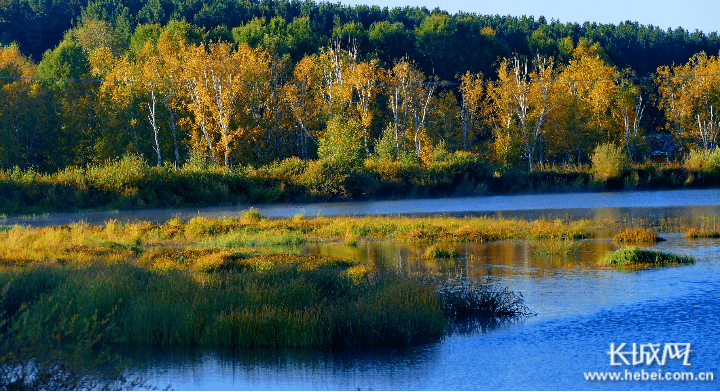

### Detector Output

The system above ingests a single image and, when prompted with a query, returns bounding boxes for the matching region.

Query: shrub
[684,148,720,173]
[317,116,365,169]
[374,123,400,161]
[591,142,631,182]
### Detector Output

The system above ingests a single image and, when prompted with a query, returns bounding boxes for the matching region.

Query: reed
[531,238,581,256]
[612,228,662,244]
[0,247,528,352]
[423,244,460,259]
[686,228,720,238]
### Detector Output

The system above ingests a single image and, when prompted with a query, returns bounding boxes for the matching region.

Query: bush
[374,124,399,161]
[317,116,365,169]
[591,142,631,182]
[684,148,720,174]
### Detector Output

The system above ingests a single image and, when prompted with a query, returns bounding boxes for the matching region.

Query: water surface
[5,188,720,227]
[126,234,720,390]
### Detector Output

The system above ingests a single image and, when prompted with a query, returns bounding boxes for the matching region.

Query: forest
[1,0,720,211]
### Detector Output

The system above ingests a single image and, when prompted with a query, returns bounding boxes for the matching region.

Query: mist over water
[5,188,720,227]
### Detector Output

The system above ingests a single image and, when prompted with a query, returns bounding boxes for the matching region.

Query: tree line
[1,2,720,173]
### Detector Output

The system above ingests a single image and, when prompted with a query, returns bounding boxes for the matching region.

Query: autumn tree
[182,42,271,167]
[614,78,645,161]
[458,71,484,152]
[657,51,720,152]
[283,54,323,161]
[552,40,619,166]
[487,54,558,170]
[0,44,50,169]
[388,58,436,158]
[348,58,382,156]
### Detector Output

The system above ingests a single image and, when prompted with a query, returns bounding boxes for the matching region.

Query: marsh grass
[0,244,530,354]
[599,246,695,268]
[423,244,460,259]
[686,228,720,238]
[531,238,581,256]
[613,228,663,244]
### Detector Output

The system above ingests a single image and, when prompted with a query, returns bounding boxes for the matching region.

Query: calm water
[125,234,720,390]
[5,188,720,227]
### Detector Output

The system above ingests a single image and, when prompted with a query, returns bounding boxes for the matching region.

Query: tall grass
[0,249,528,352]
[686,228,720,238]
[612,228,663,244]
[531,238,581,256]
[685,148,720,173]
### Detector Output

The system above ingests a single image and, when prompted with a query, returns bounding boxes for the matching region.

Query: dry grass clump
[612,228,662,244]
[686,228,720,238]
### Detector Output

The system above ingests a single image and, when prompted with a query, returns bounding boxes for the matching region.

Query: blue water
[126,235,720,390]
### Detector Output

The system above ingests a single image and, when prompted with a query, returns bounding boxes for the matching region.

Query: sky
[340,0,720,34]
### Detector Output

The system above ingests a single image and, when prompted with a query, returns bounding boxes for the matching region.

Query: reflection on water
[128,234,720,390]
[302,239,618,278]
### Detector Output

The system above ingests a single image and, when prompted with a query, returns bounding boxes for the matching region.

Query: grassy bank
[0,213,542,388]
[1,153,719,215]
[0,214,594,266]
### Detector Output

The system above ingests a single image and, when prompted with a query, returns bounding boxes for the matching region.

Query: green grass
[531,238,581,256]
[0,250,528,351]
[423,244,460,259]
[599,246,695,267]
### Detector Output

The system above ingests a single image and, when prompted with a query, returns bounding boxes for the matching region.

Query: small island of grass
[599,246,695,268]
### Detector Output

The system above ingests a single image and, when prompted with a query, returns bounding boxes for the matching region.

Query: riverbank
[0,214,537,388]
[1,154,719,216]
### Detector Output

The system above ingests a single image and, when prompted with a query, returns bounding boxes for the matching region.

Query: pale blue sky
[340,0,719,34]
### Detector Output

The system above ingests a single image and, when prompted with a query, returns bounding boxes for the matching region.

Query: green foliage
[37,38,91,86]
[318,116,365,169]
[599,246,695,267]
[590,142,631,182]
[129,23,163,56]
[374,124,399,161]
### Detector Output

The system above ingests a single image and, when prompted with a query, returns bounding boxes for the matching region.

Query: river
[10,189,719,390]
[4,188,720,227]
